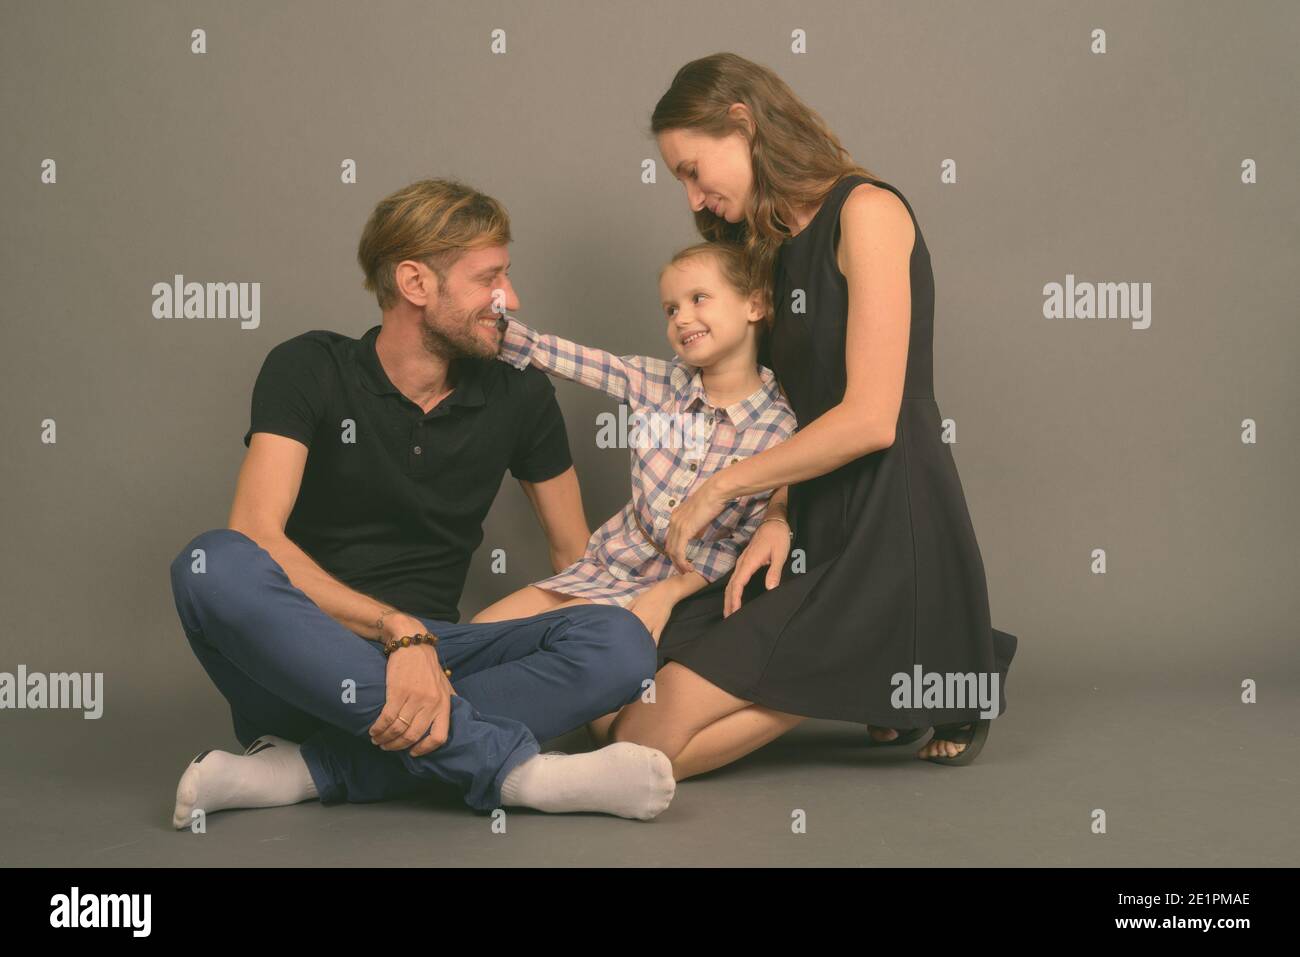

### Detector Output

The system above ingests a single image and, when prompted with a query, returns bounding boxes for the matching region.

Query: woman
[608,52,1019,778]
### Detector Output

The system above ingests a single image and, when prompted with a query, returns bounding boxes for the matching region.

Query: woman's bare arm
[708,184,916,501]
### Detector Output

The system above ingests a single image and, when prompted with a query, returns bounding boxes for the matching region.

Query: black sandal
[864,726,930,748]
[918,719,990,766]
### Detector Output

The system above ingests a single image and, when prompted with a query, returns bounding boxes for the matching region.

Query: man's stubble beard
[418,290,498,362]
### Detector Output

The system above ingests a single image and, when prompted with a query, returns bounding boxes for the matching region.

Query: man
[168,178,675,824]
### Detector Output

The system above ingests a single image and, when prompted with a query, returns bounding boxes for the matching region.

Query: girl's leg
[609,662,751,760]
[668,705,808,780]
[470,585,590,623]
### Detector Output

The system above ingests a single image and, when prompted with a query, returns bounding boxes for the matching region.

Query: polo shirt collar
[670,361,780,432]
[357,324,487,409]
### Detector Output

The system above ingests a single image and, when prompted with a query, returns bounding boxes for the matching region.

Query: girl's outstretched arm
[495,314,676,407]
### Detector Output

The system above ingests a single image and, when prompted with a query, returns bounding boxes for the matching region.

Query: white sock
[172,734,319,829]
[498,742,676,821]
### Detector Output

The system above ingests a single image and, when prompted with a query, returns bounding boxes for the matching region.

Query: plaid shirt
[496,314,797,604]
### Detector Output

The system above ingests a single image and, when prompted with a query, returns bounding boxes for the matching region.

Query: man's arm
[227,432,419,642]
[517,464,591,573]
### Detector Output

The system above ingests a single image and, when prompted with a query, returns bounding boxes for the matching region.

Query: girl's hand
[628,588,676,644]
[724,518,792,617]
[665,477,730,574]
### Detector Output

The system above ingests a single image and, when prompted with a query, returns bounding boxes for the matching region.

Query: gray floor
[2,657,1296,867]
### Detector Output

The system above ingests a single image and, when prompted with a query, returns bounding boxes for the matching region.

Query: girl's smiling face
[656,116,754,224]
[660,255,762,366]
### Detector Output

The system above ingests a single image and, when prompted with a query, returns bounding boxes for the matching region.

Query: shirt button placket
[410,420,425,470]
[680,410,706,502]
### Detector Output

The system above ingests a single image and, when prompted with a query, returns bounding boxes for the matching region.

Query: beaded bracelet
[380,631,453,677]
[381,631,438,657]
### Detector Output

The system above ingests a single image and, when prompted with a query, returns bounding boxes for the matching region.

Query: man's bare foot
[867,725,900,743]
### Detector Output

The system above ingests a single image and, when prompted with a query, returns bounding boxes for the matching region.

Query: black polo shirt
[242,323,573,621]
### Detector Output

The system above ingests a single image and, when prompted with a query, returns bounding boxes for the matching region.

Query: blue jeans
[168,529,657,812]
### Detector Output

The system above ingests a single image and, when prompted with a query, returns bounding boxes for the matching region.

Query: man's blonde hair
[357,178,512,311]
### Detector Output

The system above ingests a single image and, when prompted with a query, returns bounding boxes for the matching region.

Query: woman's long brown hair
[649,52,878,339]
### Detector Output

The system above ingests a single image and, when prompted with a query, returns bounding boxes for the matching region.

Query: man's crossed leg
[168,529,675,824]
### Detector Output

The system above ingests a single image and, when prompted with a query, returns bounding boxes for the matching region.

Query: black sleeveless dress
[655,174,1018,728]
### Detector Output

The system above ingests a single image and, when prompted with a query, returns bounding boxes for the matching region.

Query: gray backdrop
[2,0,1296,867]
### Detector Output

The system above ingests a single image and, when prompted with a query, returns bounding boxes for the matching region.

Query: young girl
[472,241,796,737]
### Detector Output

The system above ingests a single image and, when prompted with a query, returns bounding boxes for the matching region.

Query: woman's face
[656,121,754,224]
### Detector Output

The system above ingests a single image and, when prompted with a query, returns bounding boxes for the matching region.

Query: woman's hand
[370,614,456,757]
[665,477,731,574]
[627,588,677,644]
[724,518,792,617]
